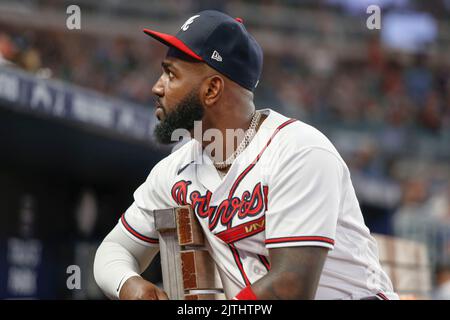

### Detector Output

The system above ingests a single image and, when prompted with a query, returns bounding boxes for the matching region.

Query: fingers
[139,285,168,300]
[156,289,169,300]
[117,276,167,300]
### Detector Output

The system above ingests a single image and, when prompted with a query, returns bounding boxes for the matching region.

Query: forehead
[162,56,206,75]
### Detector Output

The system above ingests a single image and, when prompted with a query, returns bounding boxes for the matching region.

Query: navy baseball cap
[143,10,263,92]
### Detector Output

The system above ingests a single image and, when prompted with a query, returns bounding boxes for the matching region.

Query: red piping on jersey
[224,118,297,287]
[376,292,389,300]
[263,185,269,211]
[120,214,159,244]
[265,236,335,246]
[216,215,265,244]
[229,244,251,286]
[257,254,271,271]
[228,118,297,199]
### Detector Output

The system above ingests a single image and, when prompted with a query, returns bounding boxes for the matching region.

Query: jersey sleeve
[119,161,174,247]
[265,147,343,250]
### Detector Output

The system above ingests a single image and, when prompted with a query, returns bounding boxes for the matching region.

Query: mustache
[154,97,166,113]
[154,97,162,108]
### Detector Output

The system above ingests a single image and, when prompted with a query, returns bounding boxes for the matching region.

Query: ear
[202,75,224,107]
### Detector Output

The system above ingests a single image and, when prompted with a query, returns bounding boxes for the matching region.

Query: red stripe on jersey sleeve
[120,214,159,244]
[265,236,335,246]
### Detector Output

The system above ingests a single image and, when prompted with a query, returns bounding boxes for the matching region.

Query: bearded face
[154,87,204,144]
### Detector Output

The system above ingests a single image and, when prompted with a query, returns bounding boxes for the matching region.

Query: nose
[152,76,164,97]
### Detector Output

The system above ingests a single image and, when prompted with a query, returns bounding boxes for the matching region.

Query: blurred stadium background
[0,0,449,299]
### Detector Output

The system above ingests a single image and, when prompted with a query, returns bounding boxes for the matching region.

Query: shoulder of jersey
[268,110,338,154]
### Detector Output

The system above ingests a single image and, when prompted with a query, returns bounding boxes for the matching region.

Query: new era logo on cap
[143,10,263,92]
[211,50,222,62]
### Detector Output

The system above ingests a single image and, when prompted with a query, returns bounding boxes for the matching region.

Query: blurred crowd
[1,23,449,131]
[1,14,450,297]
[0,24,163,105]
[265,43,449,134]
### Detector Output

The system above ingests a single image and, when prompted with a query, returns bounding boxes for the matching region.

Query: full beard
[154,88,204,144]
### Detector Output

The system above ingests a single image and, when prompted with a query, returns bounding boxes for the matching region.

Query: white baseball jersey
[119,108,399,300]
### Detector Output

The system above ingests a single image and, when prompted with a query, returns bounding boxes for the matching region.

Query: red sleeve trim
[120,214,159,244]
[265,236,334,246]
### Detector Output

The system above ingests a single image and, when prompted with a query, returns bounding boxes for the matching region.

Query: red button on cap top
[235,17,244,23]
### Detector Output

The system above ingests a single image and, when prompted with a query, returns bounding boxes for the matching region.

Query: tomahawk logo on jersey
[119,108,399,300]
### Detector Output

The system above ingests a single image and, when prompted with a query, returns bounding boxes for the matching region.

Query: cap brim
[143,28,203,61]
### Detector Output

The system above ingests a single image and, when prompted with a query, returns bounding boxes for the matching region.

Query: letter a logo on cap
[181,15,200,31]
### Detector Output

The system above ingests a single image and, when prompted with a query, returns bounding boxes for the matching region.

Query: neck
[199,100,256,163]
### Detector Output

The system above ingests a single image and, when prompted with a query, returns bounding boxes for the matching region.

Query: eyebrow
[161,61,177,72]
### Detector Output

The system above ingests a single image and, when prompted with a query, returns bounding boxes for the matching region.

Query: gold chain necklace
[213,111,261,170]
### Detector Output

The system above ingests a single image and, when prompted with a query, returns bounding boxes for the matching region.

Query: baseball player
[94,10,399,300]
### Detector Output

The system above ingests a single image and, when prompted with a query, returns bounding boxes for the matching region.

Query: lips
[155,106,164,121]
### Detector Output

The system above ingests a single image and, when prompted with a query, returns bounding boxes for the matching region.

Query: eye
[168,71,175,79]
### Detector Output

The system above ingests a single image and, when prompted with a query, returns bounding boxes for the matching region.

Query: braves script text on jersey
[118,108,398,300]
